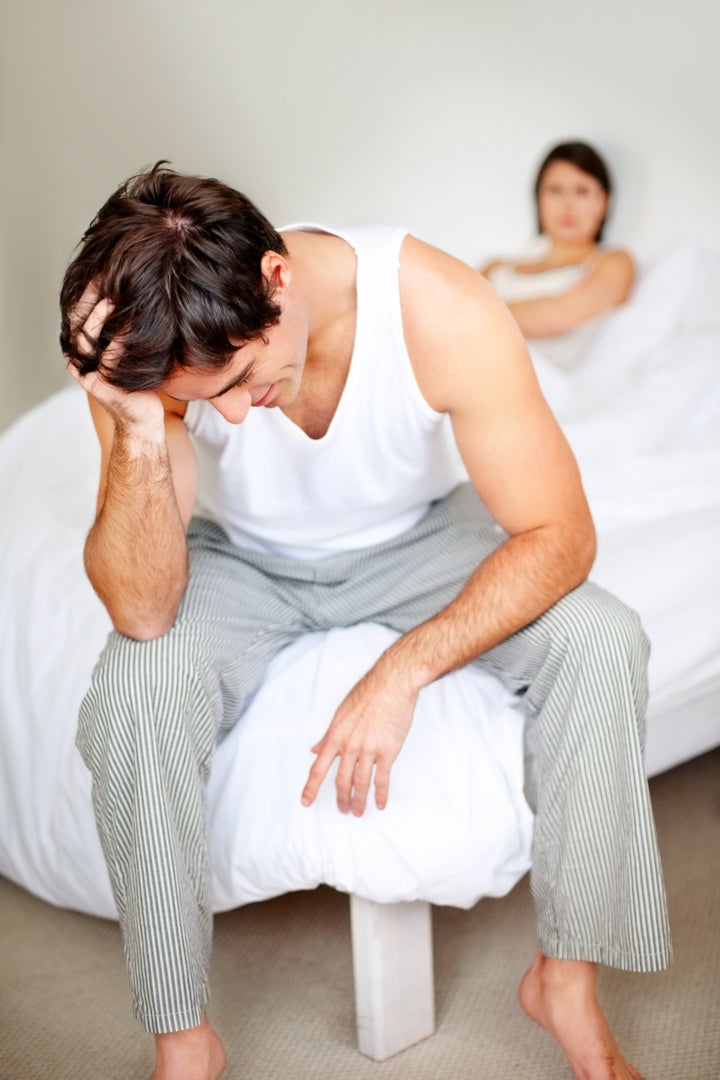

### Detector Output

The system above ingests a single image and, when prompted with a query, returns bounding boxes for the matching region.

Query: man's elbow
[109,587,186,641]
[85,549,188,642]
[113,612,179,642]
[91,579,185,642]
[573,519,597,584]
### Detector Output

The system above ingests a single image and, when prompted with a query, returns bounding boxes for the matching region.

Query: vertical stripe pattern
[76,482,671,1033]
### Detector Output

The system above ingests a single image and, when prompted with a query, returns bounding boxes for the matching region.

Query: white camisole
[184,225,466,559]
[487,261,587,302]
[487,258,604,372]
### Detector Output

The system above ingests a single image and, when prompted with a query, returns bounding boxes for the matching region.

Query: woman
[481,141,634,370]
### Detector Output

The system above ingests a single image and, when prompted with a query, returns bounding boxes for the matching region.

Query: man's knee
[520,581,647,700]
[546,581,649,670]
[76,629,213,779]
[535,582,651,745]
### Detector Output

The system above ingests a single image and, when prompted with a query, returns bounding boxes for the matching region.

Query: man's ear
[260,250,291,294]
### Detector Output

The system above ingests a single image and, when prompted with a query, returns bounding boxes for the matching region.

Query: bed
[1,239,719,1060]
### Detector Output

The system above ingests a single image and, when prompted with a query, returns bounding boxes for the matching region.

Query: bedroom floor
[2,747,718,1080]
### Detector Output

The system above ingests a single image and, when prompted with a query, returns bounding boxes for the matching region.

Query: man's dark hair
[60,161,288,391]
[533,140,613,242]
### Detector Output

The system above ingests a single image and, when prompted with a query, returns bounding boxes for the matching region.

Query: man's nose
[209,387,252,424]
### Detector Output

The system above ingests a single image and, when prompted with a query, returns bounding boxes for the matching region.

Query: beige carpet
[2,747,719,1079]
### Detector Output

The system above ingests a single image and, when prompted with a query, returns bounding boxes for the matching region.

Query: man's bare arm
[302,237,596,815]
[387,239,596,680]
[82,387,197,640]
[67,294,197,640]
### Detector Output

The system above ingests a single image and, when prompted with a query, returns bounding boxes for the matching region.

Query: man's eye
[217,375,252,398]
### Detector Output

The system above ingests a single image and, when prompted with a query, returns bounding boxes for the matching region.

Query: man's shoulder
[282,222,407,253]
[398,235,526,415]
[399,235,500,325]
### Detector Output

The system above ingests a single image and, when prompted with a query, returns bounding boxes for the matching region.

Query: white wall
[1,0,718,431]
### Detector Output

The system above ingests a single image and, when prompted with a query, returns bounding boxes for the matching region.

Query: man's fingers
[302,702,406,816]
[301,740,337,808]
[70,289,117,363]
[373,760,391,811]
[303,740,386,819]
[81,298,116,355]
[334,752,358,815]
[349,755,375,817]
[68,282,102,335]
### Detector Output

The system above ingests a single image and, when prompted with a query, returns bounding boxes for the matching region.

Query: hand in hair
[65,284,165,432]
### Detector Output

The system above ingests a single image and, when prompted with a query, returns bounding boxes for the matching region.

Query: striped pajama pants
[76,482,672,1034]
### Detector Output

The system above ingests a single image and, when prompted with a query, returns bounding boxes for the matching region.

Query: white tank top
[184,224,466,558]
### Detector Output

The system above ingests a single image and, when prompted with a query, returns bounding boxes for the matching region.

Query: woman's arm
[506,249,634,337]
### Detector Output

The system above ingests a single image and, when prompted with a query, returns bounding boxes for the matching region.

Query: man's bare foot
[150,1015,227,1080]
[519,951,644,1080]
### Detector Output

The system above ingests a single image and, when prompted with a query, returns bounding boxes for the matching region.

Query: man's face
[160,301,308,425]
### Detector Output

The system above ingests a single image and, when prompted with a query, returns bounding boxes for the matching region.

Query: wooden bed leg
[349,894,435,1061]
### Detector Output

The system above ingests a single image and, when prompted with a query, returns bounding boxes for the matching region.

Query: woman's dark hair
[60,161,288,391]
[533,140,613,242]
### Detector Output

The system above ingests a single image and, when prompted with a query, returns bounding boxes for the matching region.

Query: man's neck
[281,229,358,366]
[278,229,358,438]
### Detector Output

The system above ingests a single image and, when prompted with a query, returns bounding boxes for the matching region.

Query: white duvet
[533,241,720,713]
[1,241,718,920]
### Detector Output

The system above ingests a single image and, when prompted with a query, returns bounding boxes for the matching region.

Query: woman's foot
[519,951,643,1080]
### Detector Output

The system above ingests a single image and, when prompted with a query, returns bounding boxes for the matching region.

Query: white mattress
[531,240,720,736]
[1,240,718,920]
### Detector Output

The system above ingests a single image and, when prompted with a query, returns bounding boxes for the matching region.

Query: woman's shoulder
[591,246,634,272]
[587,247,635,291]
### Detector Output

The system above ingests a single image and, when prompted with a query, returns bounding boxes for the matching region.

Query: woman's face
[537,160,609,245]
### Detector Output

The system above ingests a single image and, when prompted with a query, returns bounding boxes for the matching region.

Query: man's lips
[252,385,275,407]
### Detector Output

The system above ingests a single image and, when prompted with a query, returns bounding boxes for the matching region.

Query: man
[60,162,670,1080]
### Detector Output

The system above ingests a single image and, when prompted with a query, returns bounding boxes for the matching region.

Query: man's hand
[66,287,165,432]
[301,657,419,816]
[67,359,166,433]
